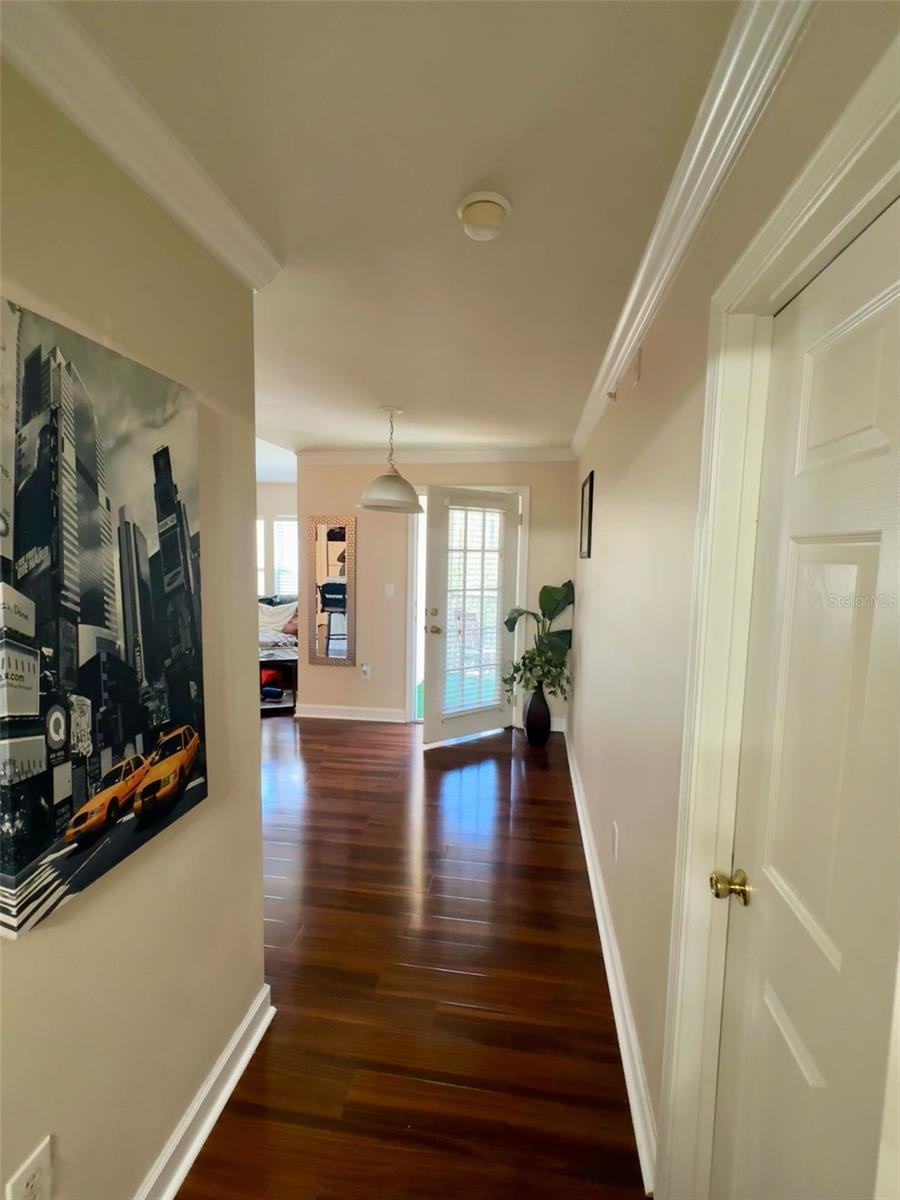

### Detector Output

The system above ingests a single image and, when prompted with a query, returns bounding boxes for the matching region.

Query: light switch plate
[384,582,395,598]
[6,1136,52,1200]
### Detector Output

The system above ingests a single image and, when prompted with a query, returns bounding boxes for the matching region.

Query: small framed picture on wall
[579,470,594,559]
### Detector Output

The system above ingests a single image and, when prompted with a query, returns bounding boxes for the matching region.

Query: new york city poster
[0,300,206,936]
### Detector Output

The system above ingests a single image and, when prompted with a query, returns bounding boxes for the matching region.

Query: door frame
[405,500,425,722]
[404,484,531,728]
[656,38,900,1200]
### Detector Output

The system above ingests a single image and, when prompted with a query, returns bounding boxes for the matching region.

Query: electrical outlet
[384,582,395,598]
[6,1136,52,1200]
[612,820,620,863]
[361,663,371,679]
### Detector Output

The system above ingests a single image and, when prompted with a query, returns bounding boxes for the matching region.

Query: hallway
[178,718,644,1199]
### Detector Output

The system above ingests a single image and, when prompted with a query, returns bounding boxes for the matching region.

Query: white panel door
[423,487,518,744]
[711,204,900,1199]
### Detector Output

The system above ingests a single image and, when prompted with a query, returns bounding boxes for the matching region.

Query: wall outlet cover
[6,1136,52,1200]
[361,663,371,679]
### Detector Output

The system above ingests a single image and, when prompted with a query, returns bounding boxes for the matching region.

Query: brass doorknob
[429,625,442,634]
[709,868,751,906]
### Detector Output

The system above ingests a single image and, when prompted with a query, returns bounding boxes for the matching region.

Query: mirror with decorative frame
[307,515,356,666]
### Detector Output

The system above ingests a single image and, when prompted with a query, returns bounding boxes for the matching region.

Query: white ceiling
[68,1,735,454]
[255,439,297,484]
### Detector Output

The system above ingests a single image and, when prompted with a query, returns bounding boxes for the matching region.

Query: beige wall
[0,69,263,1199]
[257,481,297,521]
[297,460,577,718]
[568,3,900,1127]
[256,480,297,596]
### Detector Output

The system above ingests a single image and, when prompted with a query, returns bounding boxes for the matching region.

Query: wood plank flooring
[177,718,644,1199]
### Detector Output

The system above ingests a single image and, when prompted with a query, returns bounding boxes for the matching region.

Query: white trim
[422,727,510,752]
[513,487,532,731]
[876,950,900,1200]
[572,0,813,453]
[564,734,656,1194]
[296,447,576,465]
[134,984,275,1200]
[1,2,280,292]
[294,703,407,724]
[405,510,422,722]
[657,37,900,1200]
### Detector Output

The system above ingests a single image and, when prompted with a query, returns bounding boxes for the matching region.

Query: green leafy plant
[502,580,574,700]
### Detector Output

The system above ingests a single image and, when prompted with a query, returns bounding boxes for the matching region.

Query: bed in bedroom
[258,598,298,714]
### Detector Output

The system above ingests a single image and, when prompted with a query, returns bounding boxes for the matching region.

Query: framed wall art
[579,470,594,559]
[0,299,206,935]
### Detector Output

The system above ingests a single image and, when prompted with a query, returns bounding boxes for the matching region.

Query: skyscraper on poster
[0,299,207,937]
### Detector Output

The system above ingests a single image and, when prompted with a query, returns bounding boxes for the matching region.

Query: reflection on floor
[177,717,644,1199]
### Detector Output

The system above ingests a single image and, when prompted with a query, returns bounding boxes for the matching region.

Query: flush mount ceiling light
[357,407,423,514]
[457,191,512,242]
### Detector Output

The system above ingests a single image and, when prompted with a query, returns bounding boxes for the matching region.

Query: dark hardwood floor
[177,718,644,1200]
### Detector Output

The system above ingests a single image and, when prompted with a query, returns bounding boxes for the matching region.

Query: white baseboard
[294,703,407,723]
[135,983,275,1200]
[564,734,657,1195]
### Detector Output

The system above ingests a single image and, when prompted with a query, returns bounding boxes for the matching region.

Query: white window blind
[256,519,265,596]
[273,518,299,596]
[443,506,503,715]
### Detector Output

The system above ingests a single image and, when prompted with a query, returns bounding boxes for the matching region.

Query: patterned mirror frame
[306,514,357,667]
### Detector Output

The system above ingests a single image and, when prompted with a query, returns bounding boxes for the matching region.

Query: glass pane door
[423,487,518,744]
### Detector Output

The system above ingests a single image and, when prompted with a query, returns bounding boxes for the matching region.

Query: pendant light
[357,407,423,514]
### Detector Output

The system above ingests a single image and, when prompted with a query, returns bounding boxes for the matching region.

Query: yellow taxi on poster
[64,754,149,845]
[133,724,200,817]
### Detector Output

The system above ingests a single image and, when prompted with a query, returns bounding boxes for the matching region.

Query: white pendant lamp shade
[358,409,423,514]
[358,465,422,512]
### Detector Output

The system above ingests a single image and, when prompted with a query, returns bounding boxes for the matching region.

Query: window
[443,506,503,715]
[256,519,265,596]
[273,518,299,596]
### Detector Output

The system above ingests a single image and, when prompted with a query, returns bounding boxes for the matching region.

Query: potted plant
[502,580,574,746]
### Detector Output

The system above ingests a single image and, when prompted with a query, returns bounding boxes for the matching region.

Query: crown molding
[1,2,281,292]
[572,0,814,454]
[295,446,577,466]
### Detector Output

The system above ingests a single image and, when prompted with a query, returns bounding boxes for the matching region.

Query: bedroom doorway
[255,440,299,716]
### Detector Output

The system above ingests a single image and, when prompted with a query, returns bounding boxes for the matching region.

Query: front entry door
[711,204,899,1198]
[423,487,519,744]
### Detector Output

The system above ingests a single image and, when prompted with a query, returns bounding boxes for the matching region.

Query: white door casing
[657,39,900,1200]
[423,487,519,744]
[710,203,899,1200]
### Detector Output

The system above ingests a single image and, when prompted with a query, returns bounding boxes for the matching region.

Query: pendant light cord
[387,409,396,470]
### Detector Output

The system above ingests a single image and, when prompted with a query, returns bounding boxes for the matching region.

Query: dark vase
[524,682,551,747]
